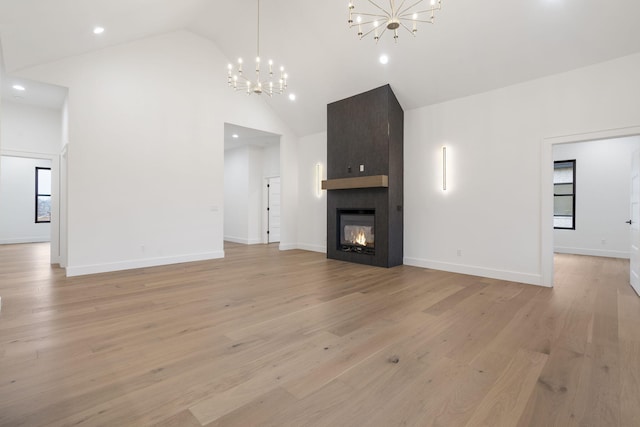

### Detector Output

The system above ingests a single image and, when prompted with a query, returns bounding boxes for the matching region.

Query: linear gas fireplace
[339,209,375,255]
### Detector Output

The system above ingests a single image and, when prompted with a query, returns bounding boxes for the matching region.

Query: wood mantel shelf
[321,175,389,190]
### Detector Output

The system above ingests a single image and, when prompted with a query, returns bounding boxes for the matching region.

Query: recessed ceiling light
[12,84,26,91]
[379,55,389,65]
[288,93,296,101]
[232,134,239,139]
[93,27,105,35]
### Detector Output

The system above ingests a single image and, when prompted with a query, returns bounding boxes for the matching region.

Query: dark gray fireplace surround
[326,85,403,268]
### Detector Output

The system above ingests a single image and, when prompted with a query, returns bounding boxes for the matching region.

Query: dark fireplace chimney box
[326,85,403,268]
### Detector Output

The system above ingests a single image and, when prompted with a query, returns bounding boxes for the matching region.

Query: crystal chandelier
[348,0,444,42]
[227,0,288,96]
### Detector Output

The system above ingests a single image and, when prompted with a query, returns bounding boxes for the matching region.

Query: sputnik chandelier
[227,0,288,95]
[348,0,444,43]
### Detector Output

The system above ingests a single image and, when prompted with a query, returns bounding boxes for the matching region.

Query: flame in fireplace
[353,229,367,246]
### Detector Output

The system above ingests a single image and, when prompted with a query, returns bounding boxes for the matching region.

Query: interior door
[630,149,640,295]
[268,177,281,243]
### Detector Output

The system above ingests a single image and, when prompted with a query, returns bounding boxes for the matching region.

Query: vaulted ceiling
[2,0,640,136]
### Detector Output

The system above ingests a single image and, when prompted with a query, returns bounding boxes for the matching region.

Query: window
[35,167,51,223]
[554,160,575,229]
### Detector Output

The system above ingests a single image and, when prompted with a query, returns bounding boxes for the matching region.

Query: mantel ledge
[321,175,389,190]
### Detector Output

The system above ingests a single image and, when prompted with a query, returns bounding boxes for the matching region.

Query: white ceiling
[1,76,68,110]
[1,0,640,135]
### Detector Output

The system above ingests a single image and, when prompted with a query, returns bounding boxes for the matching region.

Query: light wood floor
[0,242,638,426]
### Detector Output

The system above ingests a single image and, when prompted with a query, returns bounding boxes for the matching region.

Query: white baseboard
[66,251,225,277]
[554,246,630,259]
[278,243,298,251]
[224,236,253,245]
[0,237,51,244]
[403,257,546,287]
[297,243,327,253]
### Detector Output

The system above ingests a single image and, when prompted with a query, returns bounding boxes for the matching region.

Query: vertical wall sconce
[442,146,447,191]
[315,162,323,197]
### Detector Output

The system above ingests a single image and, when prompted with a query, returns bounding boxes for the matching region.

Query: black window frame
[553,159,576,230]
[35,166,52,224]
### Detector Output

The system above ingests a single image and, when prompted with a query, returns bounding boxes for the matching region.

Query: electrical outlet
[457,249,462,257]
[601,239,606,245]
[360,164,365,172]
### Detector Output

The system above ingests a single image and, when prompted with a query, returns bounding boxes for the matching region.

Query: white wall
[553,136,640,258]
[0,156,52,243]
[247,146,263,243]
[224,143,280,244]
[403,53,640,286]
[262,144,280,178]
[296,131,327,253]
[0,101,61,154]
[17,30,299,276]
[224,146,249,244]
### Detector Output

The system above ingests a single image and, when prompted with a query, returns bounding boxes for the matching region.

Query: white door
[630,149,640,295]
[267,177,281,243]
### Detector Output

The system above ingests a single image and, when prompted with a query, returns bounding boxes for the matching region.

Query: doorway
[542,126,640,288]
[223,123,281,246]
[0,76,68,266]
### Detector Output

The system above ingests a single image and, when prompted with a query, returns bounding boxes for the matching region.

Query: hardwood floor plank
[464,349,548,427]
[619,340,640,427]
[283,312,434,399]
[189,331,342,424]
[516,347,585,427]
[573,343,621,427]
[204,387,298,427]
[151,410,202,427]
[618,291,640,342]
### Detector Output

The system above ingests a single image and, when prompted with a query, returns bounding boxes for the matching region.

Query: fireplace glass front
[338,210,375,255]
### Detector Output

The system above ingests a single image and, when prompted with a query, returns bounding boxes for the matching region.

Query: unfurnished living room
[0,1,639,426]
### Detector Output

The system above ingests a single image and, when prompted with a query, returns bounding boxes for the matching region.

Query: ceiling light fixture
[12,84,26,91]
[379,54,389,64]
[348,0,444,43]
[232,134,239,139]
[227,0,288,96]
[288,93,296,101]
[93,27,105,34]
